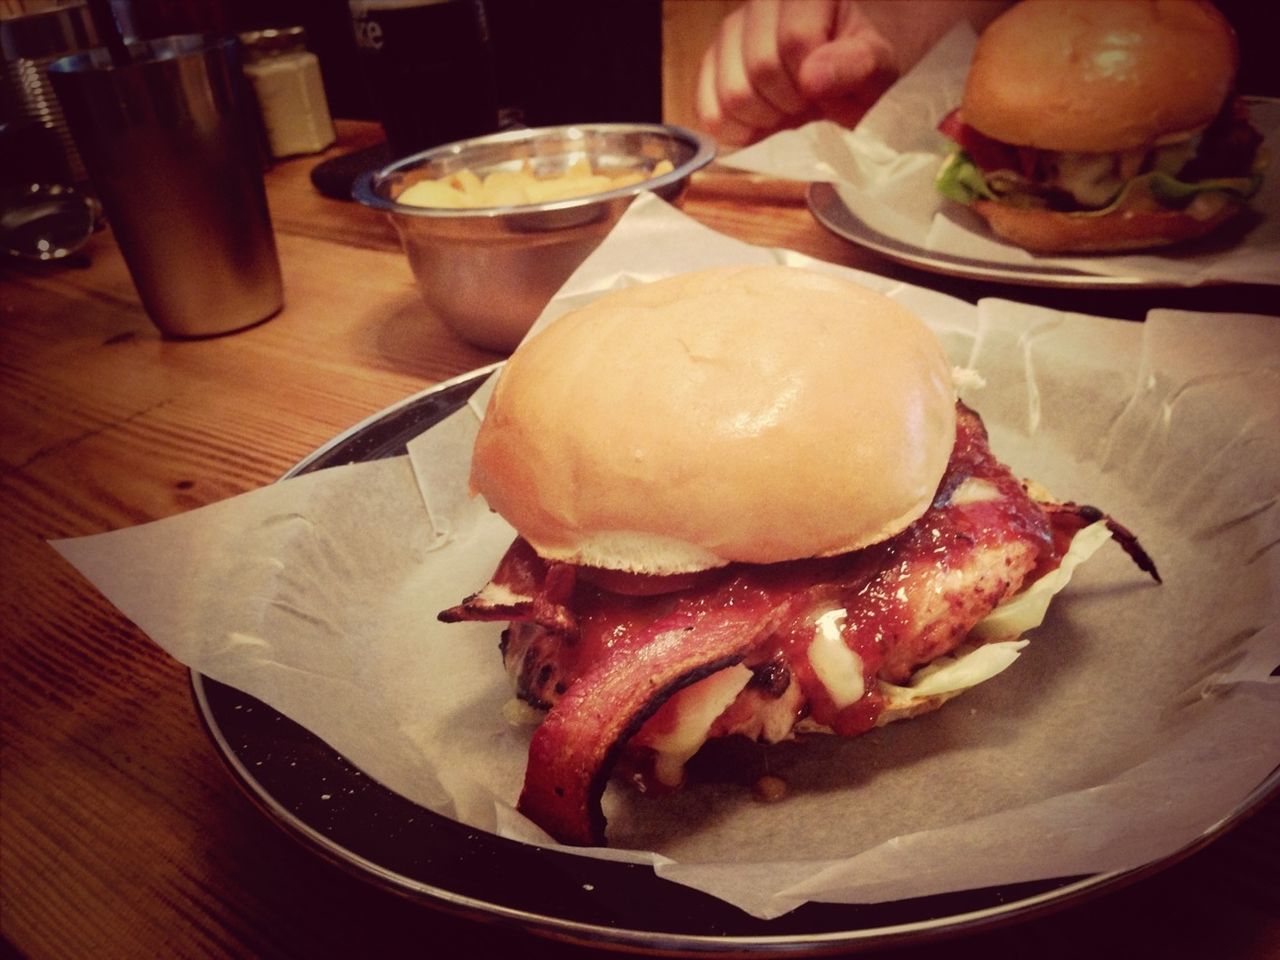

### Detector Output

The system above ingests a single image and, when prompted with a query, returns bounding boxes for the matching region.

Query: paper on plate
[51,195,1280,919]
[722,23,1280,287]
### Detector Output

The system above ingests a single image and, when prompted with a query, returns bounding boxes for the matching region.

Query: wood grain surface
[2,120,1276,960]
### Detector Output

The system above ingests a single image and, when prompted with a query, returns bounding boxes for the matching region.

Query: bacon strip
[937,107,1040,177]
[439,537,578,636]
[1042,500,1161,584]
[519,594,781,846]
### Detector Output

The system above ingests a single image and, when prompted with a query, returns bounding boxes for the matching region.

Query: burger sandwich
[934,0,1267,253]
[440,265,1158,846]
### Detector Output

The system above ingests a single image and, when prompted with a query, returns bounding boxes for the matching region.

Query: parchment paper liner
[52,195,1280,919]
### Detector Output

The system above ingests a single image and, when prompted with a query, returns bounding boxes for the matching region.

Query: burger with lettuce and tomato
[934,0,1267,253]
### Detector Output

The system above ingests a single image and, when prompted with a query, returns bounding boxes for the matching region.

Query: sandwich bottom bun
[469,265,958,574]
[971,196,1244,254]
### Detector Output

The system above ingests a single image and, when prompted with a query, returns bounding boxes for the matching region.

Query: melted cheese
[639,665,752,787]
[809,608,864,707]
[1053,151,1127,208]
[1048,131,1203,208]
[949,477,1001,506]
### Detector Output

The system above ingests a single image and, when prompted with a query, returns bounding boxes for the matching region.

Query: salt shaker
[239,27,336,159]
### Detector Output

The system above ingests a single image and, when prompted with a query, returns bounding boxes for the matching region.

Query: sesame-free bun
[962,0,1238,153]
[971,193,1244,253]
[469,265,957,574]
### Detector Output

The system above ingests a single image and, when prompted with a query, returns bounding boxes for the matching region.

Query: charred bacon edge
[504,622,578,711]
[439,539,578,636]
[1042,500,1162,584]
[520,648,753,846]
[517,596,784,847]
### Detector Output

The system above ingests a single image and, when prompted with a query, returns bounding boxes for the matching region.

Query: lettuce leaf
[879,639,1028,703]
[934,151,996,204]
[1144,168,1263,207]
[934,149,1265,213]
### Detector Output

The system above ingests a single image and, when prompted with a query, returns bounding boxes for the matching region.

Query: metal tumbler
[49,34,283,337]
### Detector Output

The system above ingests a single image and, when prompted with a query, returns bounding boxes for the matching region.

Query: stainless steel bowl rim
[351,122,716,219]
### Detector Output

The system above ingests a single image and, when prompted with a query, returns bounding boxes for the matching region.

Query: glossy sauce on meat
[439,399,1161,845]
[440,404,1074,843]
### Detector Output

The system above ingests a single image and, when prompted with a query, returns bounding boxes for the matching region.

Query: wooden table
[3,121,1277,959]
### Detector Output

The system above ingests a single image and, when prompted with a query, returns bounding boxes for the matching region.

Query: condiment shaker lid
[238,26,308,63]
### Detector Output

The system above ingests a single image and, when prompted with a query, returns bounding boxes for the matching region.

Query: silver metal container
[48,34,283,338]
[1,2,97,184]
[352,123,716,352]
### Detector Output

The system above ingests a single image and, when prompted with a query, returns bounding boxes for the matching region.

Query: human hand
[696,0,1008,147]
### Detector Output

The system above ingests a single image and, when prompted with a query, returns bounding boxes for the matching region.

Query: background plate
[191,367,1277,956]
[806,182,1239,290]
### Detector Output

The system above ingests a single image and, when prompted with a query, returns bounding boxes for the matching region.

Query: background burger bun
[470,265,957,574]
[971,194,1245,253]
[962,0,1238,152]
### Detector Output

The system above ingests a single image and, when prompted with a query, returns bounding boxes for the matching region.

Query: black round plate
[190,367,1277,956]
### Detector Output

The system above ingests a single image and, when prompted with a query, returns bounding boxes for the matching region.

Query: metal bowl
[353,123,716,352]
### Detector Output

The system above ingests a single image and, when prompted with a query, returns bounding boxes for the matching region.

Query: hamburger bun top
[961,0,1238,153]
[469,265,957,574]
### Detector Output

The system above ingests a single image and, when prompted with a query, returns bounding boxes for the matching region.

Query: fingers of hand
[773,0,841,82]
[713,6,788,134]
[741,0,817,117]
[695,38,756,147]
[695,0,897,146]
[796,10,898,101]
[697,0,840,147]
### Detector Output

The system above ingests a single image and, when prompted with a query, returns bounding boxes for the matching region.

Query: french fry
[395,159,677,209]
